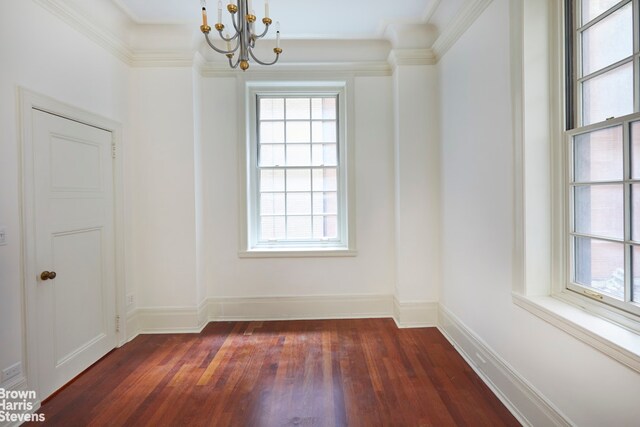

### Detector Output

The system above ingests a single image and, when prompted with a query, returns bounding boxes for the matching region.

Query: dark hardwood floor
[29,319,519,426]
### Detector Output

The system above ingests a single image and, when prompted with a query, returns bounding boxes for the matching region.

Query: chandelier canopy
[199,0,282,71]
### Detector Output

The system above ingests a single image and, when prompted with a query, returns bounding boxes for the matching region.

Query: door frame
[18,87,127,401]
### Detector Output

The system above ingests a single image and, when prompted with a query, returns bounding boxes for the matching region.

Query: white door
[33,109,117,399]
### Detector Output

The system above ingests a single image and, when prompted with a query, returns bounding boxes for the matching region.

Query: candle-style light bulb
[250,9,256,32]
[217,0,222,23]
[225,33,231,51]
[276,21,280,48]
[201,0,208,27]
[265,0,269,18]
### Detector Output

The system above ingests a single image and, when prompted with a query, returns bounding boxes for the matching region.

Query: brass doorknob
[40,271,57,281]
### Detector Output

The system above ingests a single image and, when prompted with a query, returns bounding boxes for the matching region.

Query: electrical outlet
[1,362,22,383]
[0,227,6,246]
[126,294,134,306]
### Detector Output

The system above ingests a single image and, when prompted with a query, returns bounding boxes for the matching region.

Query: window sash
[567,114,640,316]
[570,0,640,129]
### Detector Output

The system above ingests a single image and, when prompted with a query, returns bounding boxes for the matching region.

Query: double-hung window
[243,82,354,255]
[566,0,640,316]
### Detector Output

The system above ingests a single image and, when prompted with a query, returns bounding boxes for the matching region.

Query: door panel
[33,110,116,399]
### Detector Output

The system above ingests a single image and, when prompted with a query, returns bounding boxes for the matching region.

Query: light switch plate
[0,227,6,246]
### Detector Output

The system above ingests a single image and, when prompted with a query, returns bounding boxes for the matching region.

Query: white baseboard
[393,297,439,328]
[208,294,394,321]
[125,310,140,343]
[133,302,208,335]
[438,304,572,427]
[124,294,443,336]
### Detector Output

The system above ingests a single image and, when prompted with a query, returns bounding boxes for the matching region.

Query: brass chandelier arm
[248,47,281,66]
[204,33,233,54]
[229,9,243,34]
[253,22,271,39]
[228,55,241,69]
[218,31,239,43]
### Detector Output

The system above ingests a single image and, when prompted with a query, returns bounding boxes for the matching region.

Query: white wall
[201,76,396,299]
[129,67,198,309]
[392,64,440,304]
[0,0,130,383]
[438,0,640,425]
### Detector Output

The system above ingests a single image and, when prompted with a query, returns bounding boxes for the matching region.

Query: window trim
[511,0,640,373]
[238,78,357,258]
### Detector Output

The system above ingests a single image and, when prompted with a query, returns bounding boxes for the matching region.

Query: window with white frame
[566,0,640,316]
[244,83,353,253]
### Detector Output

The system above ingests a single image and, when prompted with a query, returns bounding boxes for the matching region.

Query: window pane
[312,169,337,192]
[581,0,622,24]
[633,246,640,303]
[259,144,285,167]
[313,215,338,239]
[324,216,338,238]
[286,145,311,166]
[286,122,311,143]
[260,121,285,143]
[260,170,285,192]
[286,193,311,215]
[312,98,337,120]
[287,216,312,239]
[574,185,624,239]
[582,62,634,126]
[260,98,284,120]
[632,121,640,178]
[261,216,285,240]
[312,121,337,143]
[632,184,640,241]
[313,191,338,215]
[260,193,285,216]
[573,125,623,182]
[286,98,310,120]
[286,169,311,192]
[311,144,338,166]
[581,3,633,75]
[574,236,624,299]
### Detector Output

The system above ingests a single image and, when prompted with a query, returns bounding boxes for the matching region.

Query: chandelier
[199,0,282,71]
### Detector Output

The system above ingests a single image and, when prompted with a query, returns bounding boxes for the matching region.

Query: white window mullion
[624,118,632,302]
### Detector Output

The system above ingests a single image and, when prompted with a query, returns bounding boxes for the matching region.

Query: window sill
[512,292,640,373]
[238,248,358,258]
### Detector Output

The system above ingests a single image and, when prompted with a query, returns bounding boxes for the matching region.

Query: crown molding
[387,49,437,70]
[34,0,134,65]
[432,0,493,61]
[200,61,392,78]
[131,50,196,68]
[34,0,493,71]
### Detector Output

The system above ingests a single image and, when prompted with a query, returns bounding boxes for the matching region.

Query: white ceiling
[112,0,463,39]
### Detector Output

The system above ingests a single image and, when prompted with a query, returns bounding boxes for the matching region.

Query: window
[242,82,354,255]
[566,0,640,316]
[512,0,640,374]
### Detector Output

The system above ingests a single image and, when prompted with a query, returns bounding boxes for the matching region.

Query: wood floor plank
[28,319,520,427]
